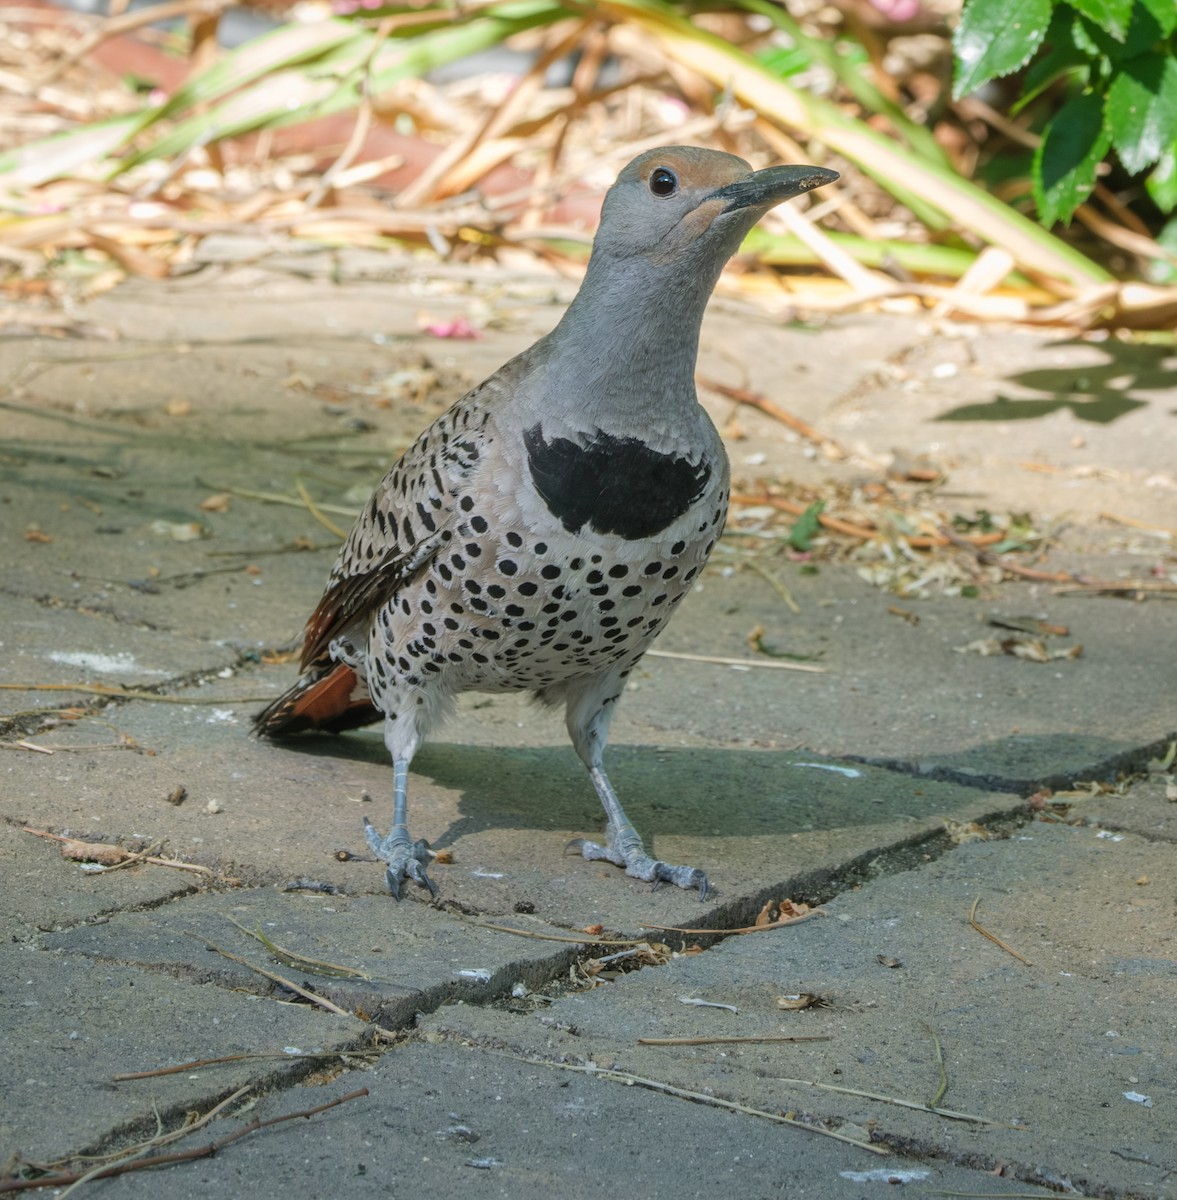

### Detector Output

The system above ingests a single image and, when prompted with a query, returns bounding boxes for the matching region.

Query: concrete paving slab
[3,264,1175,1198]
[646,565,1177,786]
[1080,773,1177,844]
[0,821,200,933]
[96,1039,1062,1200]
[4,687,1027,925]
[421,820,1177,1197]
[41,888,585,1027]
[0,945,367,1164]
[0,590,237,719]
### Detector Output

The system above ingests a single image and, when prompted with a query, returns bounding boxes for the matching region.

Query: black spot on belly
[524,425,711,540]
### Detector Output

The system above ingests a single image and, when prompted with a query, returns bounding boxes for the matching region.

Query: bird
[254,146,838,900]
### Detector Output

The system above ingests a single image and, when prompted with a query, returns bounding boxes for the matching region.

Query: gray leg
[564,674,709,899]
[364,756,437,900]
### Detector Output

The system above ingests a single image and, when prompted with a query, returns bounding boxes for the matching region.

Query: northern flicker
[255,146,837,899]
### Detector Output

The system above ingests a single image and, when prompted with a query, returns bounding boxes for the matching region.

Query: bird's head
[594,146,838,270]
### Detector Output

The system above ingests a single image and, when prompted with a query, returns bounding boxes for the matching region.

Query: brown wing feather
[296,387,495,670]
[300,551,416,670]
[254,662,379,737]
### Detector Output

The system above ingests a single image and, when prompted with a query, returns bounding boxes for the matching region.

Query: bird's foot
[568,828,710,900]
[363,817,437,900]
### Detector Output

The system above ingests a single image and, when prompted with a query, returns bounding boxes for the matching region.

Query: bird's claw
[364,817,437,900]
[570,836,710,900]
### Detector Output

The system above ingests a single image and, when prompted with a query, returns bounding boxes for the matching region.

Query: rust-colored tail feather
[253,663,380,738]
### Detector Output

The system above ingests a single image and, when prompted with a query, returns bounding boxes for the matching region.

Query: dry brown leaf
[59,839,129,865]
[955,635,1081,662]
[24,525,53,544]
[943,818,989,844]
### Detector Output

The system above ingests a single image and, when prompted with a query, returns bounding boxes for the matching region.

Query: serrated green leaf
[1146,146,1177,213]
[1015,6,1095,113]
[1080,0,1167,61]
[1063,0,1133,42]
[1137,0,1177,38]
[953,0,1052,98]
[1033,91,1112,224]
[1106,54,1177,173]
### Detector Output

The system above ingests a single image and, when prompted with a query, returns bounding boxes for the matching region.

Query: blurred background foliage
[1,0,1175,328]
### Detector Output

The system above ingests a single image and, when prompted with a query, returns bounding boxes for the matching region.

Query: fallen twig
[637,1034,831,1046]
[968,896,1031,966]
[21,828,212,876]
[767,1076,1016,1127]
[0,683,270,706]
[646,649,826,673]
[1100,510,1176,538]
[699,374,848,459]
[294,479,349,541]
[113,1049,375,1081]
[511,1055,887,1154]
[469,920,647,946]
[197,481,359,518]
[0,1088,368,1193]
[642,909,827,936]
[226,916,370,980]
[924,1021,948,1110]
[1051,580,1177,597]
[183,933,355,1018]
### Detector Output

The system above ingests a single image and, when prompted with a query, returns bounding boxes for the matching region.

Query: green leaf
[1033,91,1112,224]
[1146,144,1177,213]
[1015,6,1095,113]
[1138,0,1177,37]
[788,501,826,552]
[953,0,1053,98]
[1078,0,1167,61]
[1106,53,1177,173]
[1063,0,1133,42]
[756,45,811,79]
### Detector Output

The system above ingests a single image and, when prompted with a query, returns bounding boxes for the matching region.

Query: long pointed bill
[712,165,839,212]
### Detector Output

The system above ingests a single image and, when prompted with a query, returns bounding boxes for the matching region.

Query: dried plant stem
[645,649,825,673]
[0,683,268,706]
[0,1089,368,1193]
[968,897,1032,966]
[637,1035,831,1046]
[183,934,354,1018]
[767,1076,1013,1127]
[512,1055,888,1155]
[21,828,212,876]
[294,479,349,540]
[641,909,827,936]
[469,920,648,946]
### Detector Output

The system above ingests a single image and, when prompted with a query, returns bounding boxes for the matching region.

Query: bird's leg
[363,756,437,900]
[574,763,709,899]
[564,678,709,898]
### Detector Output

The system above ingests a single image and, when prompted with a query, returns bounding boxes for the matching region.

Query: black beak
[712,164,839,213]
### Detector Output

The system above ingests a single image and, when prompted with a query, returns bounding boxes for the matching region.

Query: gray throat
[537,251,723,424]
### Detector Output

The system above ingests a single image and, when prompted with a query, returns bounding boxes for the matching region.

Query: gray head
[541,146,837,413]
[592,146,838,273]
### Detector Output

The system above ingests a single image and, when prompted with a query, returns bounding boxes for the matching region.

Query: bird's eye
[649,167,678,197]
